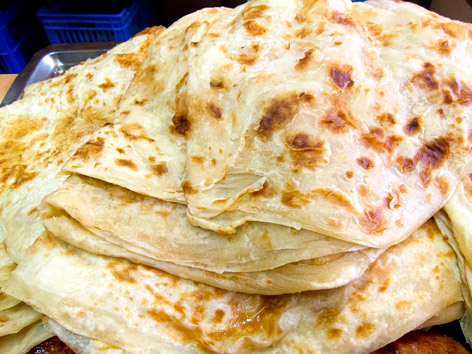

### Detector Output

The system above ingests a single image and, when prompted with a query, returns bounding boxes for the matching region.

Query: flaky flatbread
[0,321,53,354]
[46,318,127,354]
[42,175,365,274]
[65,0,472,249]
[0,27,163,263]
[2,221,463,354]
[42,175,381,294]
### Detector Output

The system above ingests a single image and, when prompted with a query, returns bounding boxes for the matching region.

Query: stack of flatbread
[1,0,472,352]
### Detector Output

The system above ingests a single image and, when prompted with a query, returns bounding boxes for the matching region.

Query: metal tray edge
[1,42,118,107]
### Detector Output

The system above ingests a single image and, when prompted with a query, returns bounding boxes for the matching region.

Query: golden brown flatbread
[2,221,463,354]
[0,27,163,264]
[41,174,379,294]
[65,0,472,249]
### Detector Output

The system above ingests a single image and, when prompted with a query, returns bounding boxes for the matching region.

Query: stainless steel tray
[1,42,118,107]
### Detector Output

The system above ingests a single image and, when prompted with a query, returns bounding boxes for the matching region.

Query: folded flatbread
[0,321,53,354]
[0,26,163,264]
[65,0,472,249]
[42,174,380,294]
[46,318,128,354]
[2,221,463,354]
[436,173,472,346]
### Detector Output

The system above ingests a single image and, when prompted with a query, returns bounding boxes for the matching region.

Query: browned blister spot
[28,207,39,215]
[63,72,78,84]
[250,181,276,199]
[396,155,416,174]
[152,162,168,176]
[435,175,450,195]
[361,127,403,154]
[2,115,46,141]
[437,108,446,119]
[210,80,225,89]
[182,181,197,195]
[243,20,267,36]
[437,251,455,258]
[377,112,397,125]
[106,262,137,283]
[436,40,453,55]
[120,123,154,142]
[412,62,439,90]
[171,115,191,137]
[332,12,356,28]
[321,107,357,134]
[355,323,376,339]
[287,133,327,173]
[242,4,268,20]
[299,92,314,102]
[378,278,390,293]
[146,309,216,353]
[327,328,343,340]
[115,53,145,71]
[133,98,147,106]
[295,27,312,38]
[415,137,450,187]
[73,137,105,161]
[207,103,222,119]
[385,188,401,209]
[395,300,413,312]
[346,170,354,178]
[443,76,472,106]
[169,73,190,137]
[212,309,225,324]
[330,64,354,89]
[5,166,38,190]
[356,157,374,170]
[316,308,343,327]
[316,21,326,34]
[281,190,311,208]
[439,21,469,39]
[362,207,386,233]
[206,295,288,346]
[191,156,205,164]
[464,173,472,196]
[131,25,165,39]
[98,77,116,91]
[236,43,260,66]
[237,53,258,66]
[257,93,307,139]
[312,188,357,215]
[403,116,421,136]
[361,127,392,154]
[295,48,315,71]
[115,158,138,171]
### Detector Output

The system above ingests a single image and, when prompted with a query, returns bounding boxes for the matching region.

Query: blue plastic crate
[37,0,153,44]
[0,2,28,55]
[0,30,28,74]
[0,1,47,73]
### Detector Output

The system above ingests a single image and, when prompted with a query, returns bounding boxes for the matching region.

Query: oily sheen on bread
[64,0,472,248]
[2,221,464,354]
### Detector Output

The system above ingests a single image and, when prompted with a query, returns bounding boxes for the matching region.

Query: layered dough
[1,0,472,352]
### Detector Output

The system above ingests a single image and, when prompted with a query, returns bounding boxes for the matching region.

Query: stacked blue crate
[0,2,44,73]
[37,0,153,44]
